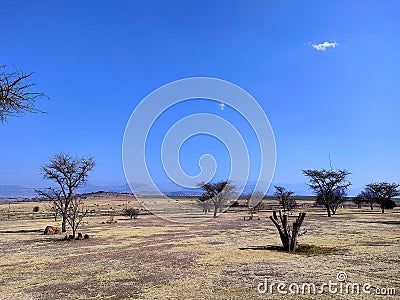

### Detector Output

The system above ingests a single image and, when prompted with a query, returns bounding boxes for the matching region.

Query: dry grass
[0,198,399,299]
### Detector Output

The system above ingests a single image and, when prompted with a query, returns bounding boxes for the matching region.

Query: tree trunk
[270,215,289,250]
[330,205,336,215]
[326,206,331,217]
[291,212,306,251]
[62,213,67,232]
[270,211,306,252]
[213,206,218,218]
[381,204,385,214]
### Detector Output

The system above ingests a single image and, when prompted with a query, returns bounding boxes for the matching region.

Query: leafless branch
[0,65,49,123]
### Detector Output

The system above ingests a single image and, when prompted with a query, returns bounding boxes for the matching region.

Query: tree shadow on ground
[0,229,43,233]
[239,244,340,255]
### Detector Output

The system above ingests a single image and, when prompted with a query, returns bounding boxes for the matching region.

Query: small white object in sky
[219,102,225,110]
[312,41,339,51]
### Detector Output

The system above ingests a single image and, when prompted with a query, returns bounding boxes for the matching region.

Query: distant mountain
[235,181,363,196]
[77,182,170,195]
[76,183,130,194]
[0,185,37,198]
[0,182,162,199]
[231,181,310,196]
[165,189,203,197]
[0,180,364,200]
[268,182,310,195]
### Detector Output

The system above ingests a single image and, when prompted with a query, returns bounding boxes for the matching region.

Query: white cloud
[312,41,339,51]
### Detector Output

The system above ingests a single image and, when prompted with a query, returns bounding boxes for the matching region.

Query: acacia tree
[317,187,347,215]
[0,65,48,123]
[303,169,351,217]
[198,180,235,218]
[361,182,399,213]
[37,153,95,232]
[274,186,296,211]
[355,190,375,210]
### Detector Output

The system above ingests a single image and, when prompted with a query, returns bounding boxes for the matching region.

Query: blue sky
[0,0,399,194]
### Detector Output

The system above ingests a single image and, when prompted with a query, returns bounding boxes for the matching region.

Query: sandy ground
[0,197,399,299]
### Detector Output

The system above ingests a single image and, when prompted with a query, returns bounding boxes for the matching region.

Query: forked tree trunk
[269,210,306,252]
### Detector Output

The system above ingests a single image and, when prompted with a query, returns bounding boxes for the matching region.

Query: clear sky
[1,0,399,194]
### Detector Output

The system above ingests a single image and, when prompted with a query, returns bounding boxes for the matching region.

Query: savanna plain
[0,194,399,300]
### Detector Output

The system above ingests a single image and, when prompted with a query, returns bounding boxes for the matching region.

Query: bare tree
[198,180,235,218]
[199,199,211,214]
[66,196,87,238]
[269,210,307,252]
[361,182,399,213]
[274,186,296,211]
[37,153,95,232]
[303,169,351,217]
[246,190,265,219]
[247,201,266,219]
[47,203,60,221]
[0,65,49,123]
[123,208,139,219]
